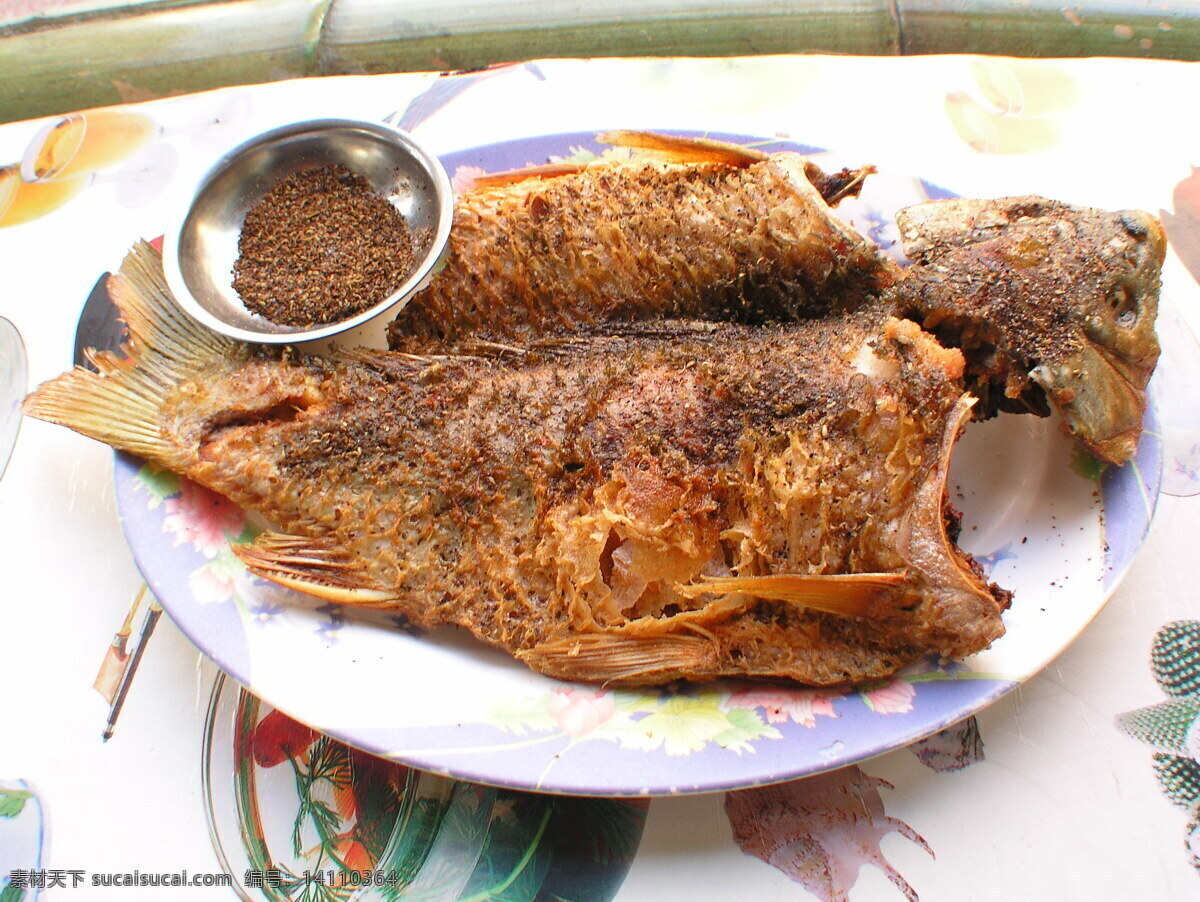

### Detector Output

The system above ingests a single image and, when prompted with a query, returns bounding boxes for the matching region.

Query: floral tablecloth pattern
[2,55,1200,900]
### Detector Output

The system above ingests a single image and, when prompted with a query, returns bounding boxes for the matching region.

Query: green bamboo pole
[0,0,329,122]
[2,0,1200,124]
[318,0,899,76]
[899,0,1200,60]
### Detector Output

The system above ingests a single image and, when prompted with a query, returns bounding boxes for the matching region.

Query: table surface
[1,55,1199,901]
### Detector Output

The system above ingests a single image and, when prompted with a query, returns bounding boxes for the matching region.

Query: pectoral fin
[675,572,907,618]
[234,532,397,606]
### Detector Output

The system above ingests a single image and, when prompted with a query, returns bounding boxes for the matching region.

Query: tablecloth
[1,55,1199,901]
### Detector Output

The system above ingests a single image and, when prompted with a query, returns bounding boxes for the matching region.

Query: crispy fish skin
[389,133,1161,464]
[26,245,1007,687]
[388,143,901,347]
[886,196,1165,464]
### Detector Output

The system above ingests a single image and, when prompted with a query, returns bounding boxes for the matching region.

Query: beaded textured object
[1117,620,1200,871]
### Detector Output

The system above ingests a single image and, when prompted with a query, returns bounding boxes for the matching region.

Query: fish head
[893,197,1166,465]
[1027,207,1165,465]
[1060,208,1164,374]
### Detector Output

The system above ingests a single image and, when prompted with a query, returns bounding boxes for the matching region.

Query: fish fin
[803,162,876,207]
[470,162,591,188]
[234,532,398,606]
[674,573,907,619]
[597,130,769,167]
[23,241,241,461]
[519,633,716,684]
[466,132,746,187]
[107,240,239,371]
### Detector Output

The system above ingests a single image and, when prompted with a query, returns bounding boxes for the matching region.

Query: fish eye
[1119,212,1151,239]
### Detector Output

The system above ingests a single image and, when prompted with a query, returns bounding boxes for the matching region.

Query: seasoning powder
[233,164,416,327]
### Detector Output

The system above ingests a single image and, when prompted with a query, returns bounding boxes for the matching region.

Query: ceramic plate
[114,132,1163,796]
[201,672,646,901]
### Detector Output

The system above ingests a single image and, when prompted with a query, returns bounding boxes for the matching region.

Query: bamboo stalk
[899,0,1200,60]
[0,0,327,122]
[2,0,1199,125]
[319,0,899,75]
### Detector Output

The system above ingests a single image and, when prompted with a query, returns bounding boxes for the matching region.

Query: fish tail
[23,242,239,462]
[23,350,167,459]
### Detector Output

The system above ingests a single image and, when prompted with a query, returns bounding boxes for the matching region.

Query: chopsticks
[93,584,163,741]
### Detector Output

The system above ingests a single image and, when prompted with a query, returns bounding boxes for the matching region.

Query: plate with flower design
[201,672,647,899]
[113,131,1163,796]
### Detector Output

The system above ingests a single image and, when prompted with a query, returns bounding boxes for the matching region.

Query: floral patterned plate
[114,132,1164,796]
[201,672,646,901]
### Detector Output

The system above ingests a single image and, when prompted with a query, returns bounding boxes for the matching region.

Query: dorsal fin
[601,132,874,207]
[598,130,769,167]
[469,161,590,188]
[468,131,769,190]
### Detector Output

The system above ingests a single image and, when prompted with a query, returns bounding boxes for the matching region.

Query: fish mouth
[1029,337,1150,465]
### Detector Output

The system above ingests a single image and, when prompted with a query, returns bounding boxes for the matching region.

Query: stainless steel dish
[162,118,452,346]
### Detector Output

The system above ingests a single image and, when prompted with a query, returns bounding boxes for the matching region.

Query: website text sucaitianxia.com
[5,870,234,889]
[6,868,413,890]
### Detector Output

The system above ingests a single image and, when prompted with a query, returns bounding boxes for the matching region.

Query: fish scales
[389,134,1163,464]
[388,149,900,347]
[23,135,1165,686]
[26,245,1007,686]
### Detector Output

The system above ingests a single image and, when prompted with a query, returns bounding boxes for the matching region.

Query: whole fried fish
[26,244,1008,686]
[390,134,1164,464]
[388,131,902,347]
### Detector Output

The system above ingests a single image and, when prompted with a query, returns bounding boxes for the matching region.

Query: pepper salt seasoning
[232,164,416,327]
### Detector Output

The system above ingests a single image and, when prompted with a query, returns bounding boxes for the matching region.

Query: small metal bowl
[162,118,453,346]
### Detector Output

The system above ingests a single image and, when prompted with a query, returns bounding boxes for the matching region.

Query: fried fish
[388,131,901,347]
[25,244,1008,686]
[392,135,1165,464]
[24,134,1165,686]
